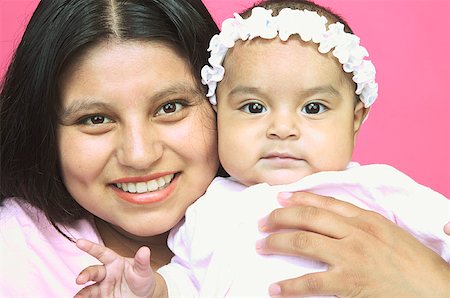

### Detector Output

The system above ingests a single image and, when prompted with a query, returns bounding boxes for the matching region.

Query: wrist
[152,273,168,298]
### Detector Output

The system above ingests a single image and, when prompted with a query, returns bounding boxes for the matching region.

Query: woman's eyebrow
[59,100,110,120]
[148,82,204,100]
[59,83,202,119]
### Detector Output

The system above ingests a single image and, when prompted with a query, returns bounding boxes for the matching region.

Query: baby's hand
[445,221,450,236]
[74,239,156,298]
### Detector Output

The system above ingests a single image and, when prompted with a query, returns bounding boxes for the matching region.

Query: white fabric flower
[200,7,378,108]
[277,8,298,41]
[245,7,278,40]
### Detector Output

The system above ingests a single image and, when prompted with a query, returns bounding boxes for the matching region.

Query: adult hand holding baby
[258,192,450,297]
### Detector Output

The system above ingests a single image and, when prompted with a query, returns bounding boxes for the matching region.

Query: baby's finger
[76,265,106,285]
[74,283,102,298]
[133,246,152,276]
[444,222,450,236]
[76,239,117,264]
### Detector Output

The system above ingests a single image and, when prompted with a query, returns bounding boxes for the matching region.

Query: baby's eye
[241,102,267,114]
[81,115,114,125]
[155,101,185,116]
[301,102,327,114]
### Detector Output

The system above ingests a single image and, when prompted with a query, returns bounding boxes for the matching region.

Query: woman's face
[57,41,219,237]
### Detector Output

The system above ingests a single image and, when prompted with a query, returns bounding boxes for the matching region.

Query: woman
[0,0,448,297]
[1,0,219,296]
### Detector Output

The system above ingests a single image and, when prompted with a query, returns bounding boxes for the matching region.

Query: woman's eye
[241,102,267,114]
[301,102,327,114]
[156,102,185,115]
[81,115,113,125]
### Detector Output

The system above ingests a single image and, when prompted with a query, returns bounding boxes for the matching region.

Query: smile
[114,173,175,194]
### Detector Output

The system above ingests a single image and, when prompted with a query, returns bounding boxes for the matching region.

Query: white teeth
[136,182,147,194]
[156,177,165,187]
[114,174,174,194]
[147,180,158,191]
[128,183,136,193]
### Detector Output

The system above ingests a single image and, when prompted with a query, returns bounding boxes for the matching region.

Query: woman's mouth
[113,173,175,194]
[111,173,179,205]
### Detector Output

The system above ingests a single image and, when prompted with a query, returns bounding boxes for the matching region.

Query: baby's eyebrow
[227,85,261,97]
[227,85,341,99]
[298,85,341,98]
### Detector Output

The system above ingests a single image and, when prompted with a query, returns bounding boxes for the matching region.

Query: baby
[75,0,450,297]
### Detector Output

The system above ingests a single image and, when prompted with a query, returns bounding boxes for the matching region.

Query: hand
[445,222,450,236]
[74,239,158,298]
[257,192,450,298]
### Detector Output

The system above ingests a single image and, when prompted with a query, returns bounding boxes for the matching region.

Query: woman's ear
[353,100,370,135]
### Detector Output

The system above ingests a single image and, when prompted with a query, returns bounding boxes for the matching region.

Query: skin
[216,37,367,186]
[57,40,219,266]
[445,222,450,235]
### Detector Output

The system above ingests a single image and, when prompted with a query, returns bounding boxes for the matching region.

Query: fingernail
[269,283,281,296]
[255,238,265,251]
[277,192,292,205]
[278,192,292,199]
[258,216,267,231]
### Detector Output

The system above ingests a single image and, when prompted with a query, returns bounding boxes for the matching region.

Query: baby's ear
[354,101,370,134]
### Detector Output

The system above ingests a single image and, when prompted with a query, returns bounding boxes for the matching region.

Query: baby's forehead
[223,37,355,88]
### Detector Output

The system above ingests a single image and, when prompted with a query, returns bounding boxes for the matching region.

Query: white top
[0,198,103,297]
[159,164,450,297]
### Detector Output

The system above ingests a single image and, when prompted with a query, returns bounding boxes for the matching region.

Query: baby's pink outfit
[159,164,450,297]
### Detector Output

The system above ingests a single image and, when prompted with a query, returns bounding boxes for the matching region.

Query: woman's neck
[94,217,173,270]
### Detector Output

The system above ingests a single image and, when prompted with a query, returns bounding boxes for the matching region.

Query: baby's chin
[254,169,315,186]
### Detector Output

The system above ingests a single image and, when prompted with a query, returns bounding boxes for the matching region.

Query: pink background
[1,0,449,199]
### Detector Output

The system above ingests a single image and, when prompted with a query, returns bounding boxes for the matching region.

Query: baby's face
[215,37,367,186]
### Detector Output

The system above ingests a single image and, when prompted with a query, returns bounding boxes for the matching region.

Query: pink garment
[161,164,450,297]
[0,198,102,297]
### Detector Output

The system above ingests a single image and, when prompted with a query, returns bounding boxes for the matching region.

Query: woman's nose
[116,124,163,170]
[266,112,300,140]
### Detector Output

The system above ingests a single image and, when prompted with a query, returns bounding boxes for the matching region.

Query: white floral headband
[201,7,378,107]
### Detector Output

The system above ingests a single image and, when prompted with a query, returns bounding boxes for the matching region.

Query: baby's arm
[75,239,166,298]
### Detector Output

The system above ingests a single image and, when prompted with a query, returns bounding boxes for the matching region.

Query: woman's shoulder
[1,197,100,236]
[0,197,47,235]
[1,196,41,217]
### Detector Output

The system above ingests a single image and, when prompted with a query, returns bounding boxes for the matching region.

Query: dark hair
[0,0,219,227]
[243,0,353,33]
